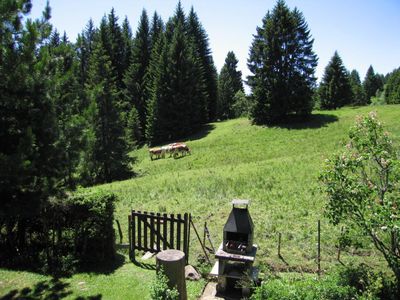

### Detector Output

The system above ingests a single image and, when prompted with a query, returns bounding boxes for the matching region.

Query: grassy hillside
[1,105,399,299]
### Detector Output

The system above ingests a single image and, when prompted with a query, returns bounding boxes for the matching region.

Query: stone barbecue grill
[210,199,258,297]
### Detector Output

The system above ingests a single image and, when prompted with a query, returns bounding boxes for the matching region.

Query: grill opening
[225,232,249,252]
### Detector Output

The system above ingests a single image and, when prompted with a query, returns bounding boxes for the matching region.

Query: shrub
[150,267,179,300]
[250,273,355,300]
[44,189,116,270]
[251,264,397,300]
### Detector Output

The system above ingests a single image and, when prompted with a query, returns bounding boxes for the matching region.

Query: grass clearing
[1,105,399,299]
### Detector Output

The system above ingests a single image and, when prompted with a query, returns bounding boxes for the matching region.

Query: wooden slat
[128,214,132,254]
[163,213,168,250]
[156,213,161,252]
[137,210,142,250]
[177,214,182,250]
[150,212,155,251]
[143,211,148,250]
[170,214,174,249]
[183,213,188,262]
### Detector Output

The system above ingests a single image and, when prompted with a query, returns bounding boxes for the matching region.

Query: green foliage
[217,51,244,120]
[146,4,211,145]
[187,7,219,122]
[150,268,179,300]
[349,69,366,105]
[123,9,151,137]
[320,112,400,290]
[319,51,352,109]
[252,264,397,300]
[251,273,355,300]
[83,39,131,184]
[232,90,253,118]
[363,66,384,103]
[248,0,317,124]
[384,68,400,104]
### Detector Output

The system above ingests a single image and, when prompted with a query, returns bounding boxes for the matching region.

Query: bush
[0,189,116,275]
[251,273,355,300]
[251,264,397,300]
[150,267,179,300]
[44,189,116,271]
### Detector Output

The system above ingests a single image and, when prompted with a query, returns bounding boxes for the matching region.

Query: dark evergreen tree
[384,68,400,104]
[247,0,317,124]
[217,51,244,119]
[0,0,62,259]
[121,16,133,78]
[76,19,96,86]
[363,65,383,102]
[319,51,352,109]
[83,41,130,184]
[149,12,164,50]
[123,9,151,138]
[187,7,218,122]
[48,33,85,188]
[349,69,365,105]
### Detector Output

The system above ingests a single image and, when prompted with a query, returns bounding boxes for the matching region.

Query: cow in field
[149,142,191,160]
[149,147,166,160]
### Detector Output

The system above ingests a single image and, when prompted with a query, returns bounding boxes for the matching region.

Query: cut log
[156,249,187,300]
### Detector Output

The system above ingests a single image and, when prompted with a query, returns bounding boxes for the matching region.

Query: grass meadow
[1,105,399,299]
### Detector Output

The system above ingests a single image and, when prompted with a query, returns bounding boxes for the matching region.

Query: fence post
[278,232,282,258]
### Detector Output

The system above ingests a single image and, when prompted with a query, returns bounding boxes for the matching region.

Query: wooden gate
[128,210,191,264]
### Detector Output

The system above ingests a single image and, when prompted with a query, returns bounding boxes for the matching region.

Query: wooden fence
[128,210,191,264]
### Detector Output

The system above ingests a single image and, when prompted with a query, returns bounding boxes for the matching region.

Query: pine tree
[84,41,130,184]
[319,51,352,109]
[123,9,151,137]
[0,0,62,256]
[218,51,244,119]
[248,0,317,124]
[149,12,164,50]
[187,7,218,122]
[363,65,383,103]
[384,68,400,104]
[349,69,365,105]
[48,32,85,187]
[76,19,97,86]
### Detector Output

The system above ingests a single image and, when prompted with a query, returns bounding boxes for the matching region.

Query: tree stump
[156,249,187,300]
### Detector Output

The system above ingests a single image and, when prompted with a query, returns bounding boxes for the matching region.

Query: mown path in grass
[1,105,399,299]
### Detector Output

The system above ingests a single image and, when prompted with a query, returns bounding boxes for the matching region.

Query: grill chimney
[223,199,254,254]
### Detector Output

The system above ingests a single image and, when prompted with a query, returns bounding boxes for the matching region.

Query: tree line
[247,0,400,124]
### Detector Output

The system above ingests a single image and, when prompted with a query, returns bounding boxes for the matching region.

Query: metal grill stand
[209,200,258,297]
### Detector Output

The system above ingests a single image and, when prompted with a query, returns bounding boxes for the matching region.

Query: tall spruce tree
[76,19,96,86]
[146,3,207,144]
[48,33,85,188]
[217,51,244,119]
[83,41,130,184]
[319,51,352,109]
[187,7,218,122]
[384,68,400,104]
[123,9,151,138]
[349,69,365,105]
[363,65,383,103]
[247,0,317,124]
[0,1,63,257]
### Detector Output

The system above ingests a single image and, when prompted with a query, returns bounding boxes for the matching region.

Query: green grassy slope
[1,105,399,299]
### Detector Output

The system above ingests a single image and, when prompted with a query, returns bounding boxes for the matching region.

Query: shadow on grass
[0,278,101,300]
[77,253,125,275]
[186,123,216,142]
[275,113,338,130]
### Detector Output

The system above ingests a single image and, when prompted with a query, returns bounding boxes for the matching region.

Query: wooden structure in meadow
[128,210,191,264]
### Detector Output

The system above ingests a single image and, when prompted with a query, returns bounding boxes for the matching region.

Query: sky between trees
[30,0,400,91]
